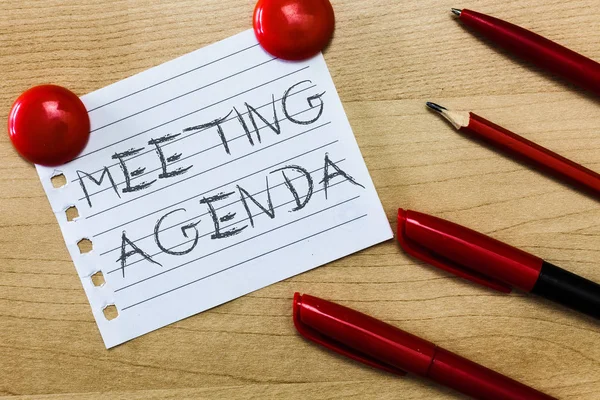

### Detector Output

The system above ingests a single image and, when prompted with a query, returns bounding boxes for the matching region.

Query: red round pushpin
[253,0,335,61]
[8,85,90,166]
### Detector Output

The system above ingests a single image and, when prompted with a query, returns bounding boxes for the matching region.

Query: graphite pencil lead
[426,102,447,113]
[426,103,471,130]
[451,8,462,17]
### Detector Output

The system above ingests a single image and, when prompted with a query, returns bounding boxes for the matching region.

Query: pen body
[294,293,557,400]
[430,347,555,400]
[532,261,600,319]
[464,113,600,198]
[459,9,600,96]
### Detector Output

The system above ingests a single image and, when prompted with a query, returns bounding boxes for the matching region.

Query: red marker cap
[253,0,335,60]
[397,209,544,293]
[8,85,90,166]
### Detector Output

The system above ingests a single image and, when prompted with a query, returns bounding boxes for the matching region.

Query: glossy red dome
[253,0,335,60]
[8,85,90,166]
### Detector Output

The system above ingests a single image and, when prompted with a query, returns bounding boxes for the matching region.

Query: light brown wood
[1,0,600,398]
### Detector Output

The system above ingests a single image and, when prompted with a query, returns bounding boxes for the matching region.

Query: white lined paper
[36,30,392,348]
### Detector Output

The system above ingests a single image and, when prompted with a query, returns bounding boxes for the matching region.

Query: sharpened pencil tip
[426,102,447,113]
[451,8,462,16]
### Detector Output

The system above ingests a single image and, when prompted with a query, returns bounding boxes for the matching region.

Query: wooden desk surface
[1,0,599,398]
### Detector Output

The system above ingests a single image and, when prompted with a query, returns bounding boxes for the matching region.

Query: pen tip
[426,102,447,113]
[451,8,462,16]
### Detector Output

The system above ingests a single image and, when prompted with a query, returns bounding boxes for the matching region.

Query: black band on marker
[531,261,600,319]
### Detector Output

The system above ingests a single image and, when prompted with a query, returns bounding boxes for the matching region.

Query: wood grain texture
[1,0,599,398]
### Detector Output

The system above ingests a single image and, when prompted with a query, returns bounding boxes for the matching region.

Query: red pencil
[452,8,600,96]
[426,102,600,198]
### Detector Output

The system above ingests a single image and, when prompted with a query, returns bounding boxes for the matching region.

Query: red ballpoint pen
[452,8,600,96]
[293,293,556,400]
[397,209,600,319]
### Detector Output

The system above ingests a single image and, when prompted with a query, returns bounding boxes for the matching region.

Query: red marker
[294,293,556,400]
[397,209,600,319]
[452,8,600,96]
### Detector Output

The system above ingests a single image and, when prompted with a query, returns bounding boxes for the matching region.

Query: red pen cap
[397,209,544,293]
[293,292,434,376]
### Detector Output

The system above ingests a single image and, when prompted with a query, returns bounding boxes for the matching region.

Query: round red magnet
[8,85,90,166]
[253,0,335,61]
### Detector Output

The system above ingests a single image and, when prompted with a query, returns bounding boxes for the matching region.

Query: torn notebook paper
[35,29,393,348]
